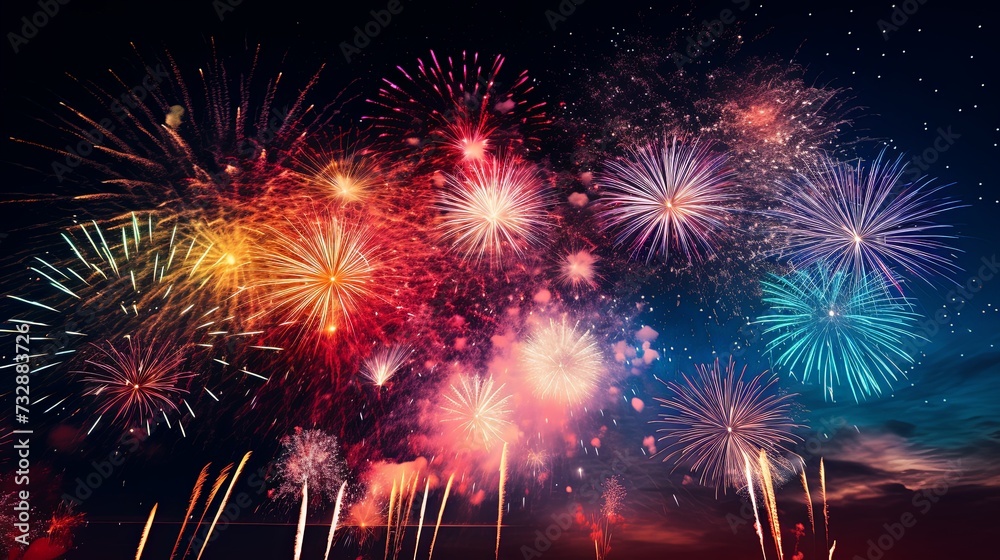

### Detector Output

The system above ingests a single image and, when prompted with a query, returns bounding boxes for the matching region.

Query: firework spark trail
[400,474,420,559]
[413,480,430,560]
[758,449,783,560]
[821,457,830,550]
[196,451,251,560]
[183,463,232,560]
[170,463,210,560]
[428,473,454,560]
[391,474,409,560]
[322,481,348,560]
[385,479,398,560]
[392,473,418,560]
[800,470,815,537]
[744,456,767,560]
[134,503,157,560]
[294,479,309,560]
[496,442,508,560]
[829,540,837,560]
[592,515,613,560]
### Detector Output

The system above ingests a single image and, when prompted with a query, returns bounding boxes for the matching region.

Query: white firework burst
[440,375,512,450]
[596,137,737,263]
[557,249,599,290]
[438,154,551,267]
[520,318,605,405]
[360,345,411,387]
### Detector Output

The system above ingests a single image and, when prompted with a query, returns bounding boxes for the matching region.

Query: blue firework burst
[772,151,962,290]
[756,263,924,402]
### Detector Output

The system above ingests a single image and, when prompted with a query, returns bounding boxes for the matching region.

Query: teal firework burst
[756,263,924,402]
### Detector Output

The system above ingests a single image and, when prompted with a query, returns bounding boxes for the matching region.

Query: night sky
[2,1,998,559]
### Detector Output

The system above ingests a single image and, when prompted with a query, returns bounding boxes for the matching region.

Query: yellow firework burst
[257,216,382,336]
[298,150,383,204]
[177,219,261,298]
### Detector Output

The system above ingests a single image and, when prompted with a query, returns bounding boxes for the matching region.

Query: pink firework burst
[75,338,195,426]
[366,50,547,165]
[601,476,627,520]
[440,374,513,451]
[275,428,346,503]
[596,137,737,264]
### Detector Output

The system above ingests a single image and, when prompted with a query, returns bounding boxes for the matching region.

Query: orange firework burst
[257,215,385,337]
[179,218,262,300]
[347,497,383,545]
[296,147,385,205]
[75,338,196,427]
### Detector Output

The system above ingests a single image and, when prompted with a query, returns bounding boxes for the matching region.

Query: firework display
[2,5,989,558]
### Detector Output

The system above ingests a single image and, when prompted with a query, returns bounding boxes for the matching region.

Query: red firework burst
[75,338,195,427]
